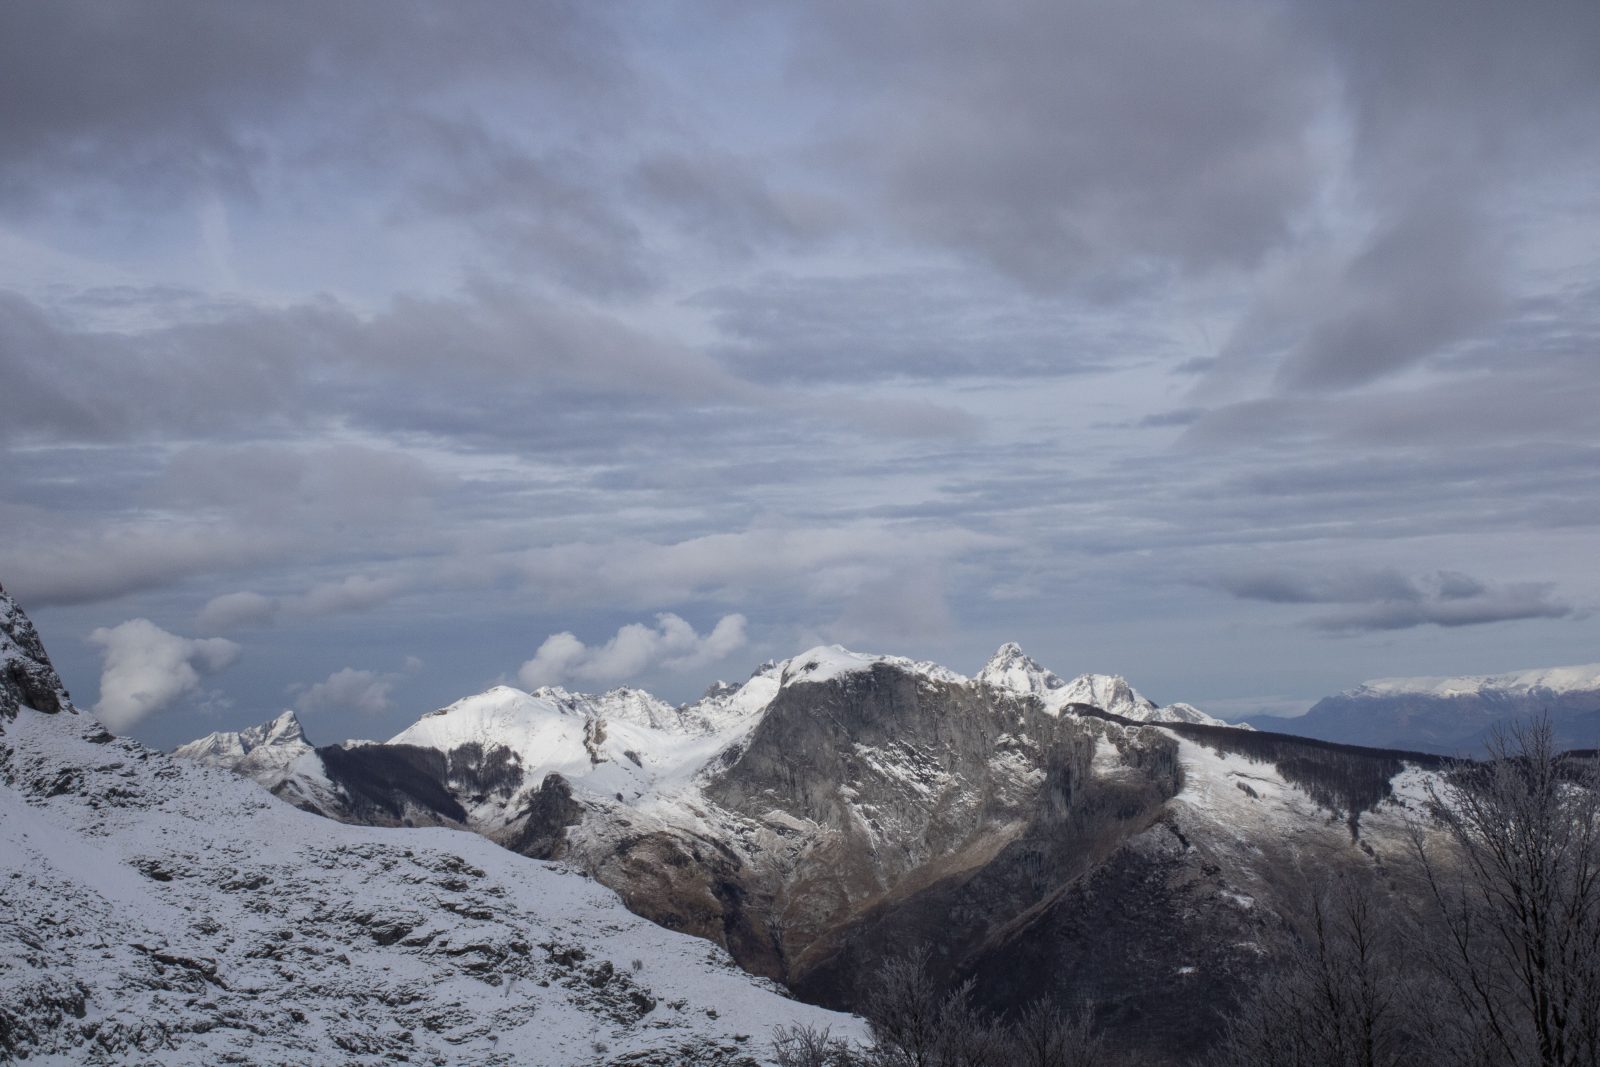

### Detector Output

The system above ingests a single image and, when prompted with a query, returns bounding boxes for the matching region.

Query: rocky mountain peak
[173,707,314,782]
[982,641,1043,674]
[0,582,72,719]
[977,641,1066,700]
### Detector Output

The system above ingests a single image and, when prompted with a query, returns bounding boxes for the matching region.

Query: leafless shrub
[771,1023,864,1067]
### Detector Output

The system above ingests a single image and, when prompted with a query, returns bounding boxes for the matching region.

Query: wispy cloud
[1215,567,1573,633]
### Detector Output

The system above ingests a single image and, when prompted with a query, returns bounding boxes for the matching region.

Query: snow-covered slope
[0,588,862,1064]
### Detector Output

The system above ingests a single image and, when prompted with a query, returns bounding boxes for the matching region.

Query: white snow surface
[385,672,783,832]
[1350,663,1600,699]
[0,698,862,1064]
[534,685,682,732]
[776,644,967,688]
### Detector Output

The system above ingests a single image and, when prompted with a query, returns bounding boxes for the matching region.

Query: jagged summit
[172,708,315,789]
[174,708,307,761]
[977,641,1065,699]
[975,641,1238,728]
[0,582,73,719]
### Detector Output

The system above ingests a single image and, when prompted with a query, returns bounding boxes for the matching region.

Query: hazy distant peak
[1351,663,1600,699]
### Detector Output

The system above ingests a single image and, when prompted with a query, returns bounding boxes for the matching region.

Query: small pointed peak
[263,708,307,741]
[984,642,1035,668]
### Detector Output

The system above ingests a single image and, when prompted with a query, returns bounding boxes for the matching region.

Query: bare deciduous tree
[1010,1000,1107,1067]
[1211,875,1420,1067]
[866,946,1012,1067]
[1410,717,1600,1067]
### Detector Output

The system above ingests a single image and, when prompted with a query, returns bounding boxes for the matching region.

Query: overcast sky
[4,1,1598,749]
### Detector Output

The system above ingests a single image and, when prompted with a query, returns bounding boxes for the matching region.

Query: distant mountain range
[1250,664,1600,754]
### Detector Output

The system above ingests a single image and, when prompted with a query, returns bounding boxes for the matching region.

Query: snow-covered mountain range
[179,638,1450,1061]
[0,583,862,1064]
[1257,662,1600,753]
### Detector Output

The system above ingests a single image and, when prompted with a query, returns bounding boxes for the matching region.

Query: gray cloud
[1199,0,1600,403]
[0,514,288,609]
[632,148,839,260]
[796,0,1324,293]
[0,285,751,447]
[1216,567,1573,633]
[698,271,1131,383]
[0,2,629,210]
[1272,200,1507,391]
[198,575,411,635]
[294,666,398,718]
[403,123,652,295]
[199,592,278,633]
[4,1,1600,748]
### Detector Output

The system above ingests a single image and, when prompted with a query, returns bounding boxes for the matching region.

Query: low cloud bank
[519,613,747,689]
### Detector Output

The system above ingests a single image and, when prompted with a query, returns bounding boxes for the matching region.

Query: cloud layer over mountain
[3,1,1597,746]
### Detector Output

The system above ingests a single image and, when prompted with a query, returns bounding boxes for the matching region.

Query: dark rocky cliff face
[0,583,70,719]
[703,665,1187,998]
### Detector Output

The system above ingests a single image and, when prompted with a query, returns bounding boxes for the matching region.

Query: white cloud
[518,613,748,689]
[294,667,396,717]
[89,619,240,731]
